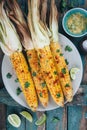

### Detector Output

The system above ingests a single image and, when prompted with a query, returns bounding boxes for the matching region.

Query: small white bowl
[62,8,87,37]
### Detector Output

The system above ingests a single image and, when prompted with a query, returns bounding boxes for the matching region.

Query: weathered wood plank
[79,106,87,130]
[68,106,83,130]
[82,56,87,84]
[62,106,68,130]
[68,0,85,7]
[6,106,46,130]
[46,108,64,130]
[6,106,26,130]
[26,110,37,130]
[68,106,87,130]
[0,104,6,130]
[36,112,45,130]
[4,105,87,130]
[0,88,20,106]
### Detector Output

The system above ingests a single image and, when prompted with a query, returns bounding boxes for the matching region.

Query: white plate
[1,33,83,111]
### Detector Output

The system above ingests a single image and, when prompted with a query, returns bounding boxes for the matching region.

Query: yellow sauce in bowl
[67,13,87,34]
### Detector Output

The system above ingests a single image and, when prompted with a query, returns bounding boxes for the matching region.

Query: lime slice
[70,67,80,80]
[7,114,21,128]
[35,114,46,126]
[20,111,33,122]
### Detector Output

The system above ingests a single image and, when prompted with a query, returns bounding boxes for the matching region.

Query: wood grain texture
[36,112,45,130]
[79,106,87,130]
[0,104,6,130]
[0,88,20,106]
[4,105,87,130]
[46,108,64,130]
[82,56,87,84]
[62,106,68,130]
[68,106,87,130]
[25,112,37,130]
[6,106,26,130]
[68,106,83,130]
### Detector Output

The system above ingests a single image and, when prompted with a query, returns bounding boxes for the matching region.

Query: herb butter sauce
[67,13,87,34]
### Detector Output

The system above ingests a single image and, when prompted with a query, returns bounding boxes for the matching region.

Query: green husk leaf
[5,0,34,50]
[0,2,22,56]
[49,0,59,42]
[28,0,50,49]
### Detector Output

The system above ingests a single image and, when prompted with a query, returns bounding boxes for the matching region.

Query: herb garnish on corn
[40,0,73,102]
[6,0,49,107]
[28,0,64,106]
[0,2,38,111]
[49,0,73,102]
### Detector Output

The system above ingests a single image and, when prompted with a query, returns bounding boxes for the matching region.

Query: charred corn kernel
[37,45,64,107]
[50,42,73,102]
[27,49,48,107]
[10,52,38,111]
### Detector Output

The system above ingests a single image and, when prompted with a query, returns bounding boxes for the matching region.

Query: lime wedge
[20,111,33,122]
[35,114,46,126]
[70,67,80,80]
[7,114,21,128]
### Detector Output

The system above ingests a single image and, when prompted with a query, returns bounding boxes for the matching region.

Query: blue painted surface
[6,106,65,130]
[6,106,87,130]
[6,106,26,130]
[6,106,38,130]
[68,0,85,6]
[68,106,83,130]
[46,108,64,130]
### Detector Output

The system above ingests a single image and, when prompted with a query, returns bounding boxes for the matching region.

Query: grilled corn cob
[10,52,38,111]
[5,0,49,107]
[49,0,73,102]
[50,43,73,102]
[28,0,64,106]
[0,2,38,111]
[38,45,64,106]
[27,49,49,107]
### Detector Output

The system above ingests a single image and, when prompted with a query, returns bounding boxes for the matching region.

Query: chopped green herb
[56,93,61,98]
[16,87,22,95]
[56,49,60,53]
[52,117,60,123]
[25,82,30,88]
[65,45,72,52]
[65,59,69,65]
[65,83,70,87]
[32,71,37,77]
[27,55,31,59]
[39,92,43,97]
[61,68,66,74]
[15,78,19,83]
[60,53,63,56]
[38,59,41,66]
[6,73,12,79]
[54,71,58,75]
[60,0,67,13]
[46,60,49,63]
[28,66,32,71]
[41,81,46,88]
[39,54,41,59]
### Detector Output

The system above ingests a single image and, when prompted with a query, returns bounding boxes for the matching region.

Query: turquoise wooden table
[0,0,87,130]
